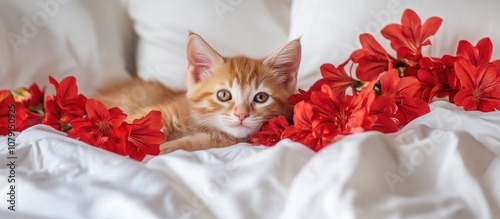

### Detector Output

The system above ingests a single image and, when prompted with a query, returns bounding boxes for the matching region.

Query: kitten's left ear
[263,38,301,93]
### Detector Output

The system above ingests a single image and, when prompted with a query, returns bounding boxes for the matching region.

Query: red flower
[380,69,430,126]
[351,34,398,81]
[456,38,494,66]
[494,60,500,69]
[417,56,460,102]
[43,96,72,131]
[284,83,378,152]
[10,84,45,131]
[288,79,330,105]
[12,84,45,110]
[48,76,87,113]
[68,99,128,155]
[381,9,442,61]
[250,115,290,146]
[289,61,362,105]
[288,88,311,105]
[320,61,361,94]
[122,110,166,161]
[0,91,19,135]
[14,105,42,132]
[42,76,87,131]
[282,101,328,152]
[416,58,438,102]
[1,90,41,133]
[453,60,500,111]
[0,90,11,100]
[370,96,399,133]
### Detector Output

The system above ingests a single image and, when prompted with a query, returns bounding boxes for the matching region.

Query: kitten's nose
[235,113,249,122]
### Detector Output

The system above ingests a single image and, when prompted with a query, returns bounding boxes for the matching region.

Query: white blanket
[1,101,499,219]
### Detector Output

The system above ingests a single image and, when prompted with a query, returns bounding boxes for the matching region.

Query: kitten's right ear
[263,38,301,94]
[186,33,224,84]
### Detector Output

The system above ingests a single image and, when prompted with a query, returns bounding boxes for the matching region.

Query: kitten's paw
[159,140,186,154]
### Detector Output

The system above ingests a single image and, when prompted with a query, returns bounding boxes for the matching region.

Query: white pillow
[126,0,292,90]
[0,0,135,95]
[290,0,500,90]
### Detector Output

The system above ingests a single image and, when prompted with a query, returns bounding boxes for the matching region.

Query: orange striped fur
[94,33,301,153]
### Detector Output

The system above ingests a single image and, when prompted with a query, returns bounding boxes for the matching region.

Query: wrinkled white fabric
[0,101,499,219]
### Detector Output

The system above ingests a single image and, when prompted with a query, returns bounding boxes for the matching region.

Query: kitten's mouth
[232,123,250,128]
[228,120,255,129]
[224,122,258,139]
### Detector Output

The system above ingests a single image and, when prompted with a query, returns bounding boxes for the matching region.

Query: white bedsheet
[0,101,499,219]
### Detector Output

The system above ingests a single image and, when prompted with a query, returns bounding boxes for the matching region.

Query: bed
[1,0,500,218]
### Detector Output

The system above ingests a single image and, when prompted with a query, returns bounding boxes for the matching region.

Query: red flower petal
[68,99,128,155]
[124,110,166,161]
[416,57,461,103]
[380,69,430,125]
[370,96,399,133]
[0,91,18,135]
[351,34,395,81]
[288,89,310,105]
[6,84,45,132]
[453,60,500,111]
[250,115,290,146]
[42,96,73,131]
[43,76,88,132]
[421,17,442,44]
[282,101,329,152]
[292,101,315,130]
[320,61,359,95]
[381,9,442,61]
[85,99,126,128]
[49,76,79,101]
[284,82,381,152]
[456,38,493,67]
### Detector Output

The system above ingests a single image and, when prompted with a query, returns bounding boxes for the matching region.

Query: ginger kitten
[95,33,301,153]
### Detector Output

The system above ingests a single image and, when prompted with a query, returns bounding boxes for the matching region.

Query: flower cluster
[251,9,500,151]
[1,76,165,161]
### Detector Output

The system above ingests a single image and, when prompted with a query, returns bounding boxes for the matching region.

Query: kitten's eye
[217,90,232,102]
[254,92,269,103]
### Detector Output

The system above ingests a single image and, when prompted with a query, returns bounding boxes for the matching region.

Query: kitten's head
[185,33,301,139]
